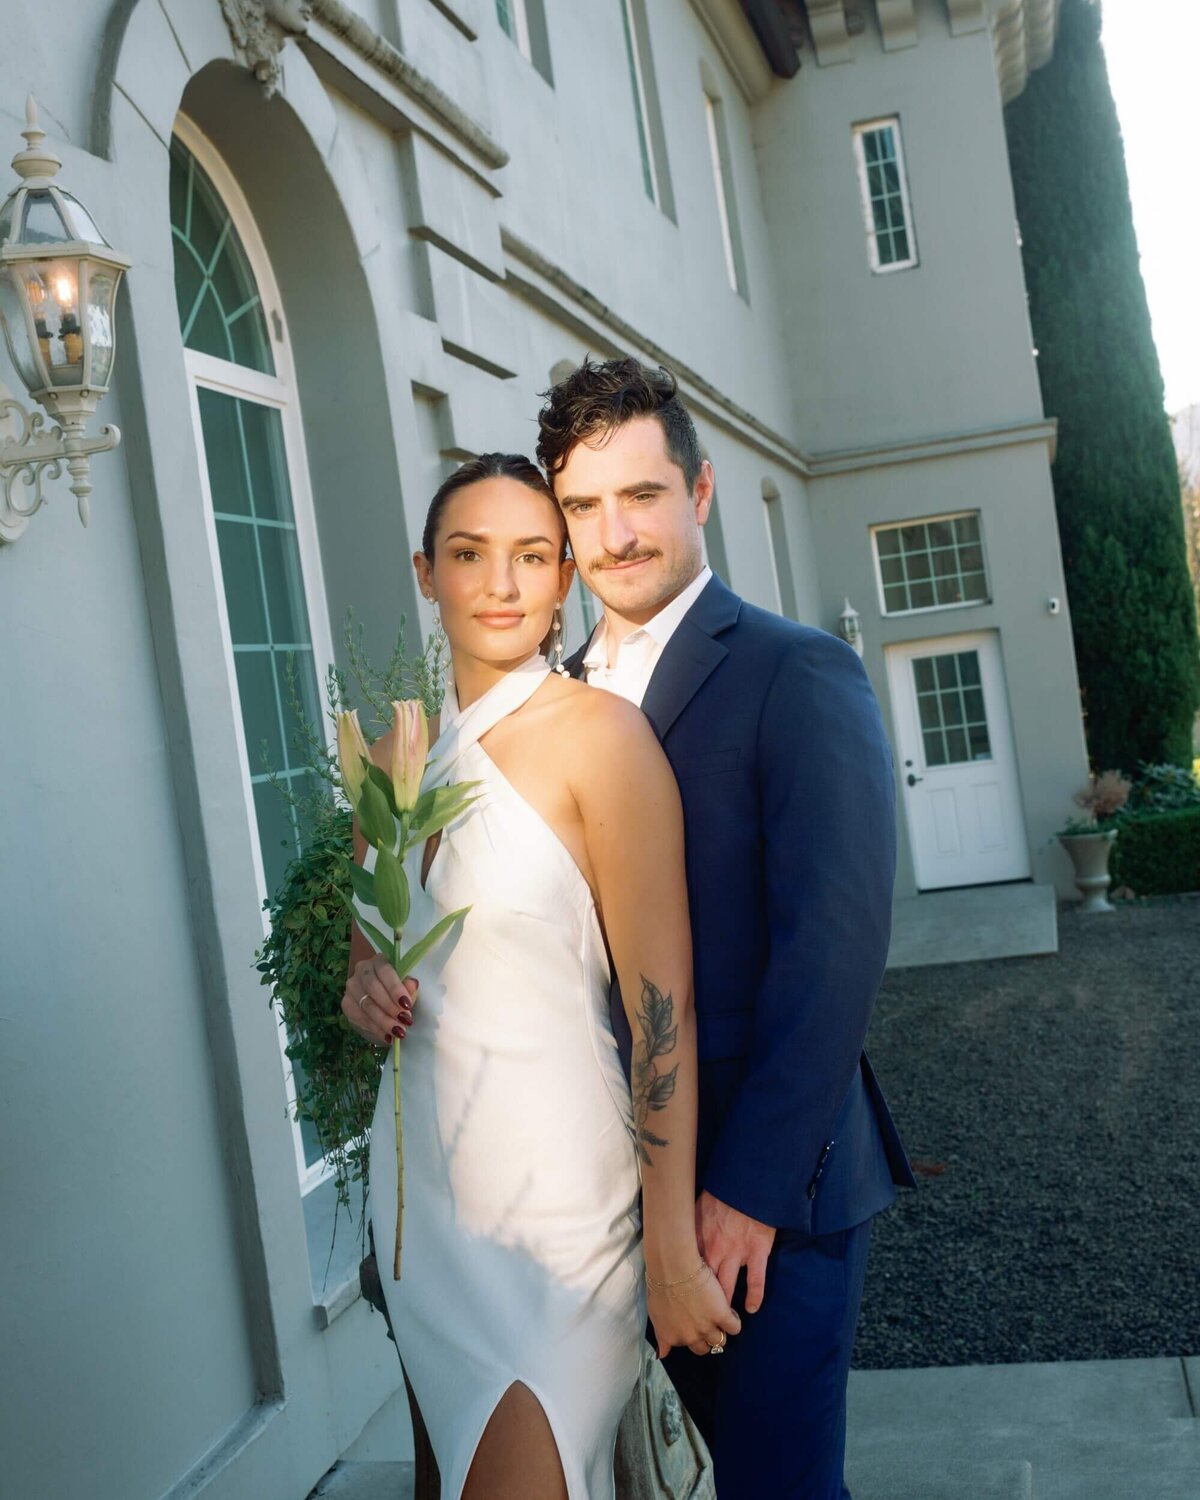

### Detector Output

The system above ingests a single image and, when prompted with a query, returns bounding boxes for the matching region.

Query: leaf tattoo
[631,975,678,1167]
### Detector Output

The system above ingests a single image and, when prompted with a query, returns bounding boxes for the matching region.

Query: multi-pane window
[496,0,531,59]
[618,0,673,216]
[852,117,918,272]
[873,512,990,614]
[913,650,993,766]
[171,129,330,1180]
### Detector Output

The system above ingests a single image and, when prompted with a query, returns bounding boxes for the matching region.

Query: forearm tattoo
[631,974,678,1167]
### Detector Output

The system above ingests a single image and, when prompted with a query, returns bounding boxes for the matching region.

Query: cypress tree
[1004,0,1199,771]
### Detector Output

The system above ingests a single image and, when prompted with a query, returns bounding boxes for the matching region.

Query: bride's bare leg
[462,1382,569,1500]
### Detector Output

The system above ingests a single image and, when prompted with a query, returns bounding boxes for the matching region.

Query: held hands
[647,1257,742,1360]
[697,1191,777,1315]
[340,955,418,1047]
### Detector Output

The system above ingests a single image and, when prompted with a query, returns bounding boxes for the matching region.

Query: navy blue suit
[568,574,913,1499]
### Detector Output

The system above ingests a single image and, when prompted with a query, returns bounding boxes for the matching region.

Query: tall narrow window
[496,0,531,59]
[703,84,748,298]
[619,0,675,218]
[763,480,799,620]
[852,116,918,272]
[171,122,334,1193]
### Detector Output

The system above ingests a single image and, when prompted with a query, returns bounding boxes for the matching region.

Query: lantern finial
[11,96,62,189]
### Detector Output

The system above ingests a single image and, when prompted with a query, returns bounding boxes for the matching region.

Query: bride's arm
[571,692,741,1358]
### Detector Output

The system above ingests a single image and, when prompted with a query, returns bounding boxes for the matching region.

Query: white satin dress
[357,653,644,1500]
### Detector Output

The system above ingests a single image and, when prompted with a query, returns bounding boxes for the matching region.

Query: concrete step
[846,1448,1033,1500]
[309,1460,414,1500]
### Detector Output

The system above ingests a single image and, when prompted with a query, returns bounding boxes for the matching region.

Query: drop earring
[549,603,569,676]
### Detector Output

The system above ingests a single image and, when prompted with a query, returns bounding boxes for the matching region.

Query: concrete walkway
[311,1356,1200,1500]
[888,882,1059,968]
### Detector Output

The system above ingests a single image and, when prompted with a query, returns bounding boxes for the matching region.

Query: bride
[339,453,738,1500]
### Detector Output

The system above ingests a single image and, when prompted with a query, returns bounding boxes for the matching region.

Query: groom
[537,358,914,1500]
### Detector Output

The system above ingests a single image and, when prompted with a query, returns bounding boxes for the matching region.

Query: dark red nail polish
[392,1026,404,1038]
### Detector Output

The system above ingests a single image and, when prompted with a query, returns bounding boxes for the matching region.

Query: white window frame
[870,509,992,618]
[175,114,338,1200]
[704,95,739,294]
[621,0,661,206]
[496,0,532,60]
[852,115,919,274]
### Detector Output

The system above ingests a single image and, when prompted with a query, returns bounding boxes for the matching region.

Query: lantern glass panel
[0,193,17,245]
[20,190,73,245]
[57,190,110,248]
[0,268,44,390]
[85,265,118,389]
[23,260,84,385]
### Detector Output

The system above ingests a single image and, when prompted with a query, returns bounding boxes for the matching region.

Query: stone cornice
[306,0,508,169]
[687,0,776,102]
[806,416,1058,474]
[501,228,1057,479]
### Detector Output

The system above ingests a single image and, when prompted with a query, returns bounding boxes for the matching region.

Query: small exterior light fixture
[837,596,864,656]
[0,97,132,543]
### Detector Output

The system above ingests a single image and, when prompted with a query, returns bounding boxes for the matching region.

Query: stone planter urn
[1058,828,1118,913]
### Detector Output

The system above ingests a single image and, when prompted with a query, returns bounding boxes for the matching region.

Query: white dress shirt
[581,566,713,707]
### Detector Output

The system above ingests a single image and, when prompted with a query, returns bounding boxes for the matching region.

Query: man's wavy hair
[536,357,703,493]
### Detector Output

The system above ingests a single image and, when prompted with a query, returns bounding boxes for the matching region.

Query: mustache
[588,549,659,571]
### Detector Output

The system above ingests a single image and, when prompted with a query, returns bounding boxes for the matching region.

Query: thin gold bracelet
[645,1262,712,1295]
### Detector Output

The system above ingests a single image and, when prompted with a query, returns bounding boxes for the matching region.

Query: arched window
[171,119,334,1191]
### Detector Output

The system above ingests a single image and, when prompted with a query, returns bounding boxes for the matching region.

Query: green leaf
[395,905,471,976]
[408,782,484,842]
[357,774,396,849]
[374,844,411,932]
[339,890,396,966]
[346,860,377,909]
[367,762,399,817]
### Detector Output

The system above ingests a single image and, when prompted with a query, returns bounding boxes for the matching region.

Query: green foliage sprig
[254,614,447,1257]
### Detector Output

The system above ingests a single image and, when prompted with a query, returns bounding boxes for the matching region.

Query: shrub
[1126,761,1200,814]
[1110,806,1200,896]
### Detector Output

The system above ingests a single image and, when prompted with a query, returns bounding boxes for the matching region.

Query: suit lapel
[640,575,741,741]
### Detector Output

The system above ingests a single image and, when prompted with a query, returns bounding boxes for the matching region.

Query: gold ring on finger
[357,992,369,1009]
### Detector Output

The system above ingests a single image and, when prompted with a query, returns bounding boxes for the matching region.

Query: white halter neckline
[421,651,550,792]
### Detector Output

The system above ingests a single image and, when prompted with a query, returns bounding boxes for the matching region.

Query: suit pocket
[673,748,740,780]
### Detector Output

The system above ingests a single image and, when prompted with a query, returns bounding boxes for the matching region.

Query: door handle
[907,773,924,786]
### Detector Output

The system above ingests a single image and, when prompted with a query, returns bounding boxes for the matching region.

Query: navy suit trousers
[662,1219,873,1500]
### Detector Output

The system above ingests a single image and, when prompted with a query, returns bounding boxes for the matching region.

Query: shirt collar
[581,566,713,671]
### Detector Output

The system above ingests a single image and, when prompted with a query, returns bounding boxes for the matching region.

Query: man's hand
[697,1191,776,1314]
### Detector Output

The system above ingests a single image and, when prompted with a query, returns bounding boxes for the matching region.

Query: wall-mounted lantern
[0,97,132,544]
[837,596,864,656]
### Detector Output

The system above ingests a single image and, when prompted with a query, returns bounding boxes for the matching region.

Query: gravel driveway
[853,893,1200,1369]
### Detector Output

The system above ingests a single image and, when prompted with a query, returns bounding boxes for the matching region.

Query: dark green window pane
[969,724,993,760]
[872,196,892,236]
[935,576,962,605]
[927,520,954,549]
[173,243,205,334]
[907,551,931,581]
[254,778,301,900]
[962,571,989,601]
[891,226,910,263]
[876,527,900,557]
[958,651,981,687]
[235,649,286,773]
[944,727,968,763]
[259,527,311,646]
[900,525,924,551]
[275,651,322,765]
[954,514,980,543]
[241,402,294,523]
[187,284,234,362]
[935,655,959,689]
[908,580,934,609]
[216,521,268,643]
[199,387,252,516]
[923,729,948,767]
[880,555,905,585]
[943,691,965,727]
[913,658,935,693]
[918,693,942,731]
[932,547,958,577]
[959,543,984,572]
[228,299,273,373]
[883,582,908,613]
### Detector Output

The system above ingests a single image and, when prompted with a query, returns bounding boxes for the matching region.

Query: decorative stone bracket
[219,0,313,99]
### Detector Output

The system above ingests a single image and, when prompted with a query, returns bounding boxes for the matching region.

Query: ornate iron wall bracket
[0,396,120,542]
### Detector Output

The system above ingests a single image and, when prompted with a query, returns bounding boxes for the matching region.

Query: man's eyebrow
[443,530,555,546]
[559,480,671,505]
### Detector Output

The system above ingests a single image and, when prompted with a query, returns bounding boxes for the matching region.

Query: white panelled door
[886,631,1030,889]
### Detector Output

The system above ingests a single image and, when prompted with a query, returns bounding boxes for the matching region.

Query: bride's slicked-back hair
[422,452,568,560]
